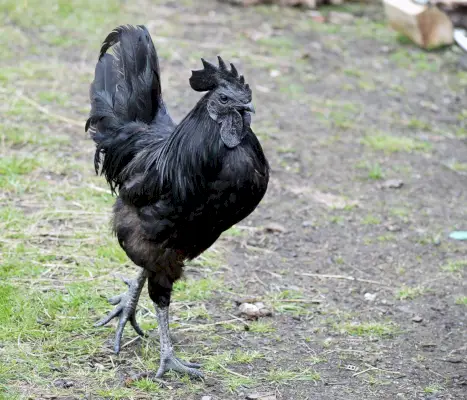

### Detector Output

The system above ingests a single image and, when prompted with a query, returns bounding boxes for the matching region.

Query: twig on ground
[299,273,389,287]
[217,363,250,379]
[177,319,240,332]
[121,335,143,349]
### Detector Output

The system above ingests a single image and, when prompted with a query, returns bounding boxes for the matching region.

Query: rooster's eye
[219,94,228,104]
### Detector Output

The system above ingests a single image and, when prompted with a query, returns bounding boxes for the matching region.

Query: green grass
[406,118,432,131]
[337,321,397,338]
[1,0,126,48]
[266,368,321,383]
[367,163,384,180]
[0,156,39,176]
[455,296,467,305]
[173,277,223,301]
[362,214,381,225]
[423,384,444,394]
[447,161,467,172]
[362,132,431,153]
[0,123,70,147]
[441,260,467,273]
[396,286,425,300]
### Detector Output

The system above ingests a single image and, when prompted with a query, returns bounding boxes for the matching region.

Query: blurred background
[1,1,466,399]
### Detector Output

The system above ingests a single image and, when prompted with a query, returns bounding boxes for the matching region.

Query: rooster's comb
[189,56,250,93]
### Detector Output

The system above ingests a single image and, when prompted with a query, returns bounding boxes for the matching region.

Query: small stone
[264,222,287,233]
[239,303,260,319]
[412,315,423,323]
[364,292,377,302]
[302,220,313,227]
[269,69,281,78]
[201,396,212,400]
[385,224,401,232]
[381,179,404,189]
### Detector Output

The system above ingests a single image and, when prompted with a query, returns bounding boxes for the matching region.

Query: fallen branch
[299,273,389,287]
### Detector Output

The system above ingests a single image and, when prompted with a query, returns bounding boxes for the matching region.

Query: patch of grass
[312,99,361,130]
[390,207,410,222]
[257,36,295,56]
[277,146,296,154]
[396,286,424,300]
[266,368,320,383]
[309,356,327,365]
[337,321,397,338]
[455,296,467,305]
[0,156,39,176]
[0,123,70,147]
[178,304,210,320]
[131,378,163,393]
[447,161,467,172]
[406,118,432,131]
[362,132,431,153]
[363,215,381,225]
[248,320,276,334]
[173,276,223,302]
[423,384,443,394]
[367,163,384,180]
[37,91,70,106]
[358,79,376,92]
[269,289,315,316]
[223,225,245,237]
[343,68,363,78]
[96,241,128,263]
[396,33,413,45]
[224,375,254,391]
[1,0,126,48]
[188,249,225,270]
[390,49,441,72]
[377,234,395,242]
[455,127,467,138]
[203,349,264,376]
[441,260,467,273]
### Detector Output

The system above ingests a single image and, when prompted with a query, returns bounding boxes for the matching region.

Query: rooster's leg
[154,304,203,379]
[95,269,147,353]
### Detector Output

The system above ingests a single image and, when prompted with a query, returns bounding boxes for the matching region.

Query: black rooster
[85,25,269,378]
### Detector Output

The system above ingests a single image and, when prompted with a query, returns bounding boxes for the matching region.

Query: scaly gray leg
[154,304,203,379]
[95,269,147,353]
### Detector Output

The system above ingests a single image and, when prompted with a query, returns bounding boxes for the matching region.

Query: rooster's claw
[95,274,146,353]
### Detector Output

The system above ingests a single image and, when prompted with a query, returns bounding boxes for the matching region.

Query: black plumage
[86,25,269,378]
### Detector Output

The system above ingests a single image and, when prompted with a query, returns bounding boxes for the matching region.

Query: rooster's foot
[95,270,147,353]
[155,350,203,379]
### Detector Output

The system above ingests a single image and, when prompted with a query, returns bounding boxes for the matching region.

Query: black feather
[86,24,167,191]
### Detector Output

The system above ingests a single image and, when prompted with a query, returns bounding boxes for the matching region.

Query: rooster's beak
[244,102,255,114]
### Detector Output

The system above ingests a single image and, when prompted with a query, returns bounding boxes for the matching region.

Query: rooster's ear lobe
[189,58,218,92]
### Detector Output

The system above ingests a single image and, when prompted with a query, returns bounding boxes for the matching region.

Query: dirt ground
[1,1,466,399]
